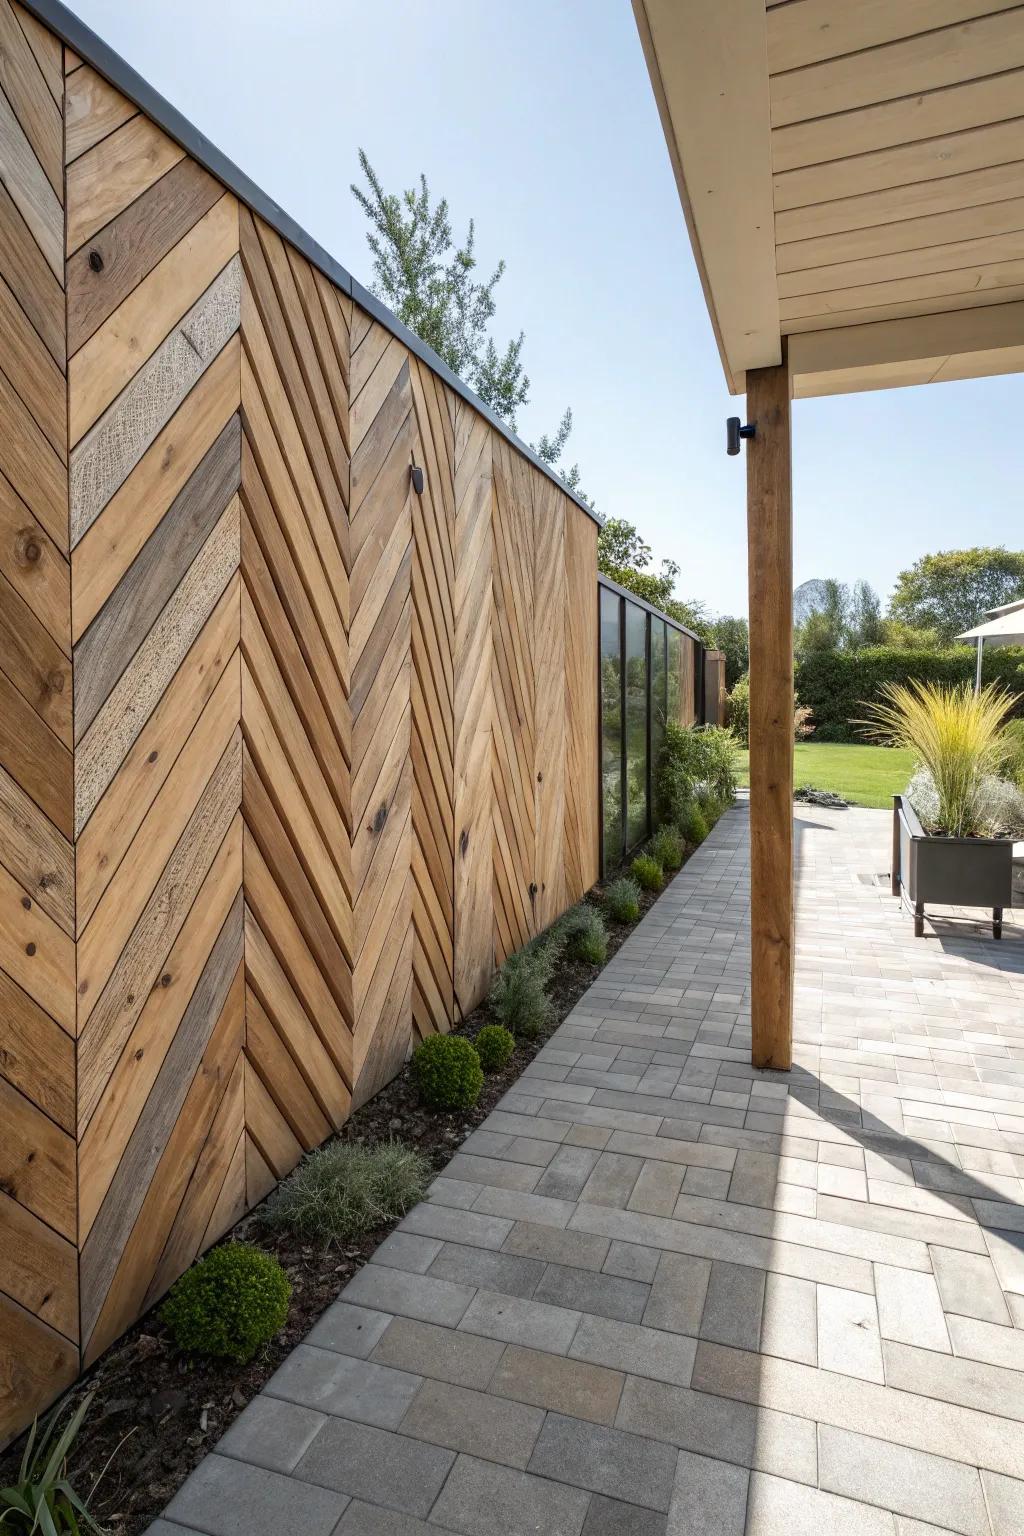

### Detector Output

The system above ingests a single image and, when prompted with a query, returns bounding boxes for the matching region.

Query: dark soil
[3,876,667,1535]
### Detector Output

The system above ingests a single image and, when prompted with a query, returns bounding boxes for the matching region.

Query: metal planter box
[891,794,1013,938]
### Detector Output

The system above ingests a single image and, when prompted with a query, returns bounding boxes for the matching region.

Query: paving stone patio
[150,798,1024,1536]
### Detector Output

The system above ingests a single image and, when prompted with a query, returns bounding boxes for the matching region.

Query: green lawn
[735,742,915,809]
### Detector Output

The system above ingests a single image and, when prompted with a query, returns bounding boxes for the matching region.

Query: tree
[793,577,884,656]
[848,579,885,648]
[889,547,1024,642]
[709,616,749,689]
[352,150,582,491]
[597,517,712,639]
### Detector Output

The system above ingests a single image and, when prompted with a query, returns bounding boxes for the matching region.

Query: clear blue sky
[73,0,1024,618]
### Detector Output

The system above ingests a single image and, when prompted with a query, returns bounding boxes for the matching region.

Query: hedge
[795,645,1024,740]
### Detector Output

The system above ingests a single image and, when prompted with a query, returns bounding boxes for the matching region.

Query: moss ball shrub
[160,1243,290,1362]
[263,1140,429,1245]
[631,854,664,892]
[474,1024,515,1073]
[489,948,554,1040]
[650,825,684,872]
[411,1033,483,1110]
[677,801,709,846]
[604,876,641,923]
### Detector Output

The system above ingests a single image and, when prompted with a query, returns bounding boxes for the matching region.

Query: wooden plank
[74,415,240,739]
[779,225,1024,294]
[0,966,74,1125]
[67,155,223,354]
[0,271,66,454]
[453,404,493,1015]
[65,112,183,255]
[74,508,240,836]
[0,1187,76,1337]
[0,79,62,276]
[779,257,1024,323]
[771,10,1024,127]
[0,359,67,553]
[0,854,74,1030]
[746,357,793,1071]
[767,0,1022,74]
[563,503,599,900]
[64,65,136,162]
[0,176,63,366]
[201,1126,245,1250]
[776,162,1024,246]
[245,988,331,1149]
[69,195,238,446]
[772,70,1024,175]
[75,586,239,931]
[83,954,243,1363]
[12,3,62,105]
[80,890,243,1340]
[70,255,240,545]
[77,657,240,1014]
[0,759,73,934]
[243,1059,302,1182]
[77,736,241,1130]
[71,337,239,640]
[0,0,61,194]
[0,1074,75,1237]
[532,471,566,931]
[0,1291,77,1447]
[245,1134,274,1208]
[0,567,71,744]
[78,812,242,1236]
[0,665,72,838]
[244,906,351,1130]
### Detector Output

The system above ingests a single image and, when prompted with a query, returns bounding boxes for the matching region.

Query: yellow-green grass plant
[859,680,1018,837]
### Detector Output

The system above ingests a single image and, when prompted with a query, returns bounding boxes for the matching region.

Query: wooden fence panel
[564,506,599,900]
[532,468,566,930]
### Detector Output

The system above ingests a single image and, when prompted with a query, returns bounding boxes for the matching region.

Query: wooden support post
[746,355,793,1070]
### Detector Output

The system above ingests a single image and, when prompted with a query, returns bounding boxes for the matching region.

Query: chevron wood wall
[0,8,600,1442]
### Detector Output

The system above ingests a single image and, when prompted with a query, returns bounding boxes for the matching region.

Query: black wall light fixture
[726,417,756,456]
[410,464,425,495]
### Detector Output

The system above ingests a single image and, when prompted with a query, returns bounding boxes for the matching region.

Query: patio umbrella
[956,599,1024,692]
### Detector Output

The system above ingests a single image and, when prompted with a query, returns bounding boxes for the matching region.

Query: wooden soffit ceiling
[634,0,1024,397]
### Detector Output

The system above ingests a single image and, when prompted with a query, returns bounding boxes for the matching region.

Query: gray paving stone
[528,1411,677,1512]
[343,1265,474,1328]
[336,1503,437,1536]
[875,1265,951,1352]
[535,1145,601,1199]
[165,1455,347,1536]
[264,1346,421,1428]
[581,1495,666,1536]
[700,1260,766,1352]
[818,1425,990,1536]
[930,1247,1011,1325]
[370,1317,504,1389]
[580,1152,644,1208]
[445,1152,542,1192]
[682,1165,732,1198]
[981,1469,1024,1536]
[488,1342,624,1425]
[427,1240,544,1299]
[759,1271,817,1366]
[372,1232,444,1274]
[628,1159,686,1215]
[502,1218,609,1271]
[305,1302,394,1359]
[604,1239,661,1282]
[400,1202,513,1250]
[535,1261,649,1323]
[216,1396,325,1473]
[643,1250,711,1335]
[570,1313,697,1387]
[745,1469,896,1535]
[615,1376,816,1484]
[398,1376,544,1467]
[292,1417,454,1517]
[668,1449,748,1536]
[882,1338,1024,1417]
[458,1288,581,1352]
[428,1453,590,1536]
[817,1285,884,1384]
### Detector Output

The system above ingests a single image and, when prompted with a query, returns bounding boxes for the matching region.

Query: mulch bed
[3,877,669,1534]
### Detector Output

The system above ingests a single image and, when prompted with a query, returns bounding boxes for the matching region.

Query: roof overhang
[634,0,1024,399]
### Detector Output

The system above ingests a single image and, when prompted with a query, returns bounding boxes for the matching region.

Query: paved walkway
[150,800,1024,1536]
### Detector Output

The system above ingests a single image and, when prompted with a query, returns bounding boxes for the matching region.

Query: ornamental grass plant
[860,680,1017,837]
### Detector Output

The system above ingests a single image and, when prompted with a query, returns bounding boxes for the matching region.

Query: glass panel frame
[599,587,624,874]
[624,599,649,853]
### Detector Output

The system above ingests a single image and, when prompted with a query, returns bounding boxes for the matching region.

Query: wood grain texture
[65,112,183,255]
[564,506,599,902]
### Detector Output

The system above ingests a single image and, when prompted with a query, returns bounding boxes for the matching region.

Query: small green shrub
[728,673,749,746]
[411,1033,484,1109]
[1005,717,1024,788]
[160,1243,290,1362]
[475,1024,515,1073]
[657,722,738,826]
[677,801,709,846]
[1,1392,103,1534]
[650,825,684,872]
[263,1140,429,1245]
[631,854,663,892]
[490,948,554,1040]
[561,905,608,965]
[604,876,641,923]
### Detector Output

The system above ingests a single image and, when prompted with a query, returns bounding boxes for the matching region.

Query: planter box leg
[994,907,1003,940]
[914,901,925,938]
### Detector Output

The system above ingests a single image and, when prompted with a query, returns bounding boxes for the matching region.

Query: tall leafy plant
[859,680,1017,836]
[1,1393,104,1534]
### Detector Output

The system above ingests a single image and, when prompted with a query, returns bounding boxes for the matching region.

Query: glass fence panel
[625,600,648,850]
[600,587,623,871]
[650,618,667,822]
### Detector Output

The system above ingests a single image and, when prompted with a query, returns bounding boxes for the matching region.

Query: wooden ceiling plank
[767,0,1023,75]
[779,225,1024,295]
[776,160,1024,243]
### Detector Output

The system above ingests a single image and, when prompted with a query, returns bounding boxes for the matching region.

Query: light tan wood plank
[0,176,64,365]
[0,759,73,934]
[767,0,1023,74]
[0,1073,75,1236]
[12,3,62,104]
[0,271,65,455]
[0,665,72,838]
[0,0,61,195]
[0,1187,76,1338]
[64,64,136,162]
[776,162,1024,244]
[0,355,67,552]
[0,965,74,1125]
[66,112,183,255]
[0,855,74,1030]
[779,226,1024,294]
[779,256,1024,321]
[0,79,62,277]
[0,567,71,744]
[0,1291,77,1446]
